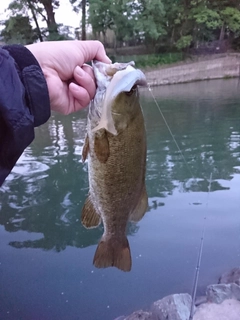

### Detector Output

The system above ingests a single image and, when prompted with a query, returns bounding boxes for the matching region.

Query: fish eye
[125,85,137,96]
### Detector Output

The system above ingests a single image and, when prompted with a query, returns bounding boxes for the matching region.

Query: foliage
[1,0,240,54]
[0,15,37,44]
[193,9,221,30]
[176,35,193,50]
[132,0,166,43]
[87,0,240,51]
[1,0,63,43]
[112,52,184,68]
[221,7,240,33]
[88,0,114,37]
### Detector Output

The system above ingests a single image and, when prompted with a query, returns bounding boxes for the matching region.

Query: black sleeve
[0,45,51,186]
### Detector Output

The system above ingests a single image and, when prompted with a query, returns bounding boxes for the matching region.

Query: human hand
[26,40,111,114]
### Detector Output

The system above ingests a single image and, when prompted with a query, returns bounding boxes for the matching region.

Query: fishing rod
[147,85,212,319]
[189,173,212,320]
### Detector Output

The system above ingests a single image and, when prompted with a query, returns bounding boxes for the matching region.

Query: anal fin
[81,196,101,229]
[129,185,148,222]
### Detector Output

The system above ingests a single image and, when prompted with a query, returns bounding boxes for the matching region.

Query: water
[0,79,240,320]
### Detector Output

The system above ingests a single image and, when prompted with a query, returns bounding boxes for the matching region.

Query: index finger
[76,40,112,64]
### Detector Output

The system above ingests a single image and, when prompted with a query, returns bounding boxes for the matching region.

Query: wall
[145,53,240,86]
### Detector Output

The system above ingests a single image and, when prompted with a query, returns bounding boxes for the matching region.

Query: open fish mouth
[91,60,147,136]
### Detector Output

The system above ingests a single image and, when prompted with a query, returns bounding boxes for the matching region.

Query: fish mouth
[92,61,147,136]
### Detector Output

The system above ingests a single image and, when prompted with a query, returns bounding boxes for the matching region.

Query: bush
[112,52,184,68]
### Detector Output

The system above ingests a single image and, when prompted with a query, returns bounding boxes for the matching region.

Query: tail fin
[93,235,132,272]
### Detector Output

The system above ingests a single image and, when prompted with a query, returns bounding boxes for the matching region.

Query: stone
[194,296,207,306]
[219,267,240,285]
[231,283,240,300]
[150,293,192,320]
[206,283,240,304]
[193,299,240,320]
[124,310,154,320]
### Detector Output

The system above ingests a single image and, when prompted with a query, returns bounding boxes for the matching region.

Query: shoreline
[114,268,240,320]
[143,53,240,86]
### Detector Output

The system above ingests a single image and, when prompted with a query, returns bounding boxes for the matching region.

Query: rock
[124,310,154,320]
[219,267,240,285]
[231,283,240,300]
[193,299,240,320]
[150,293,192,320]
[194,296,207,306]
[206,283,240,304]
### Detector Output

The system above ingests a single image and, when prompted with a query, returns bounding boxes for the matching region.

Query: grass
[223,74,233,79]
[110,52,184,68]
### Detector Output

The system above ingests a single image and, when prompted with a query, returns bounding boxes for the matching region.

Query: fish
[81,60,148,272]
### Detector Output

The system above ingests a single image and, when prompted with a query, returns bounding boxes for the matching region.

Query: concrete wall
[145,53,240,86]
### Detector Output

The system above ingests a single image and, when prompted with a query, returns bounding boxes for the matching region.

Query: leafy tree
[6,0,43,41]
[88,0,114,43]
[3,0,62,42]
[221,7,240,34]
[0,15,37,44]
[133,0,166,47]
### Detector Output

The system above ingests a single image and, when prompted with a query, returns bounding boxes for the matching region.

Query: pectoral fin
[129,186,148,222]
[81,196,101,228]
[94,129,110,163]
[82,134,89,163]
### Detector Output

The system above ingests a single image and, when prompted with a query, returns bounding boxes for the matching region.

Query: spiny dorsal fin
[129,186,148,222]
[81,196,101,229]
[82,134,89,163]
[94,129,110,163]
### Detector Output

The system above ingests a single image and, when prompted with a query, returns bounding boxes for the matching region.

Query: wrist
[3,44,51,126]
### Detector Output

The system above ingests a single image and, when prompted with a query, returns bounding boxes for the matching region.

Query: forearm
[0,45,51,186]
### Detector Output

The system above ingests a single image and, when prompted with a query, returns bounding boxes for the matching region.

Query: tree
[6,0,43,41]
[69,0,87,40]
[88,0,114,43]
[3,0,62,42]
[1,15,37,44]
[132,0,166,50]
[88,0,166,49]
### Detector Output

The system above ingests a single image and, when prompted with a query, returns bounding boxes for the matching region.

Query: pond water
[0,79,240,320]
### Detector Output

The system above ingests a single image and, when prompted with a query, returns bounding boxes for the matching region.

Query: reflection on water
[0,79,240,320]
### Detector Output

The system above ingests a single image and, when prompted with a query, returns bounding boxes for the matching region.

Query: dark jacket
[0,45,50,186]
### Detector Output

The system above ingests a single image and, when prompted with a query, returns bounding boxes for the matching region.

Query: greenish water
[0,79,240,320]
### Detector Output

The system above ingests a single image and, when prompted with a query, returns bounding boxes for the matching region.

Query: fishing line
[189,172,212,320]
[147,84,213,318]
[148,84,195,179]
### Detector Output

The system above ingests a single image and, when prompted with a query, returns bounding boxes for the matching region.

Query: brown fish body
[81,62,148,271]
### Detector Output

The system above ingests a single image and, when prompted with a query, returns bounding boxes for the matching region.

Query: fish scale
[81,60,148,271]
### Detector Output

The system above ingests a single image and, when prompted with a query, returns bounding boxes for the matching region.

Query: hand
[26,40,111,114]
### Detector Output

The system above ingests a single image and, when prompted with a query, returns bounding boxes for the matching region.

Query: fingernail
[70,82,79,91]
[106,56,112,64]
[76,66,84,76]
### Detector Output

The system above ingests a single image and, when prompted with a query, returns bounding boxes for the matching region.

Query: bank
[114,268,240,320]
[143,53,240,86]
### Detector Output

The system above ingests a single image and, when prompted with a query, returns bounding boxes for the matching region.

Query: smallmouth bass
[81,60,148,272]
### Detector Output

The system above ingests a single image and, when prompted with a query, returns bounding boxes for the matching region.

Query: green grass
[223,74,233,79]
[110,52,184,68]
